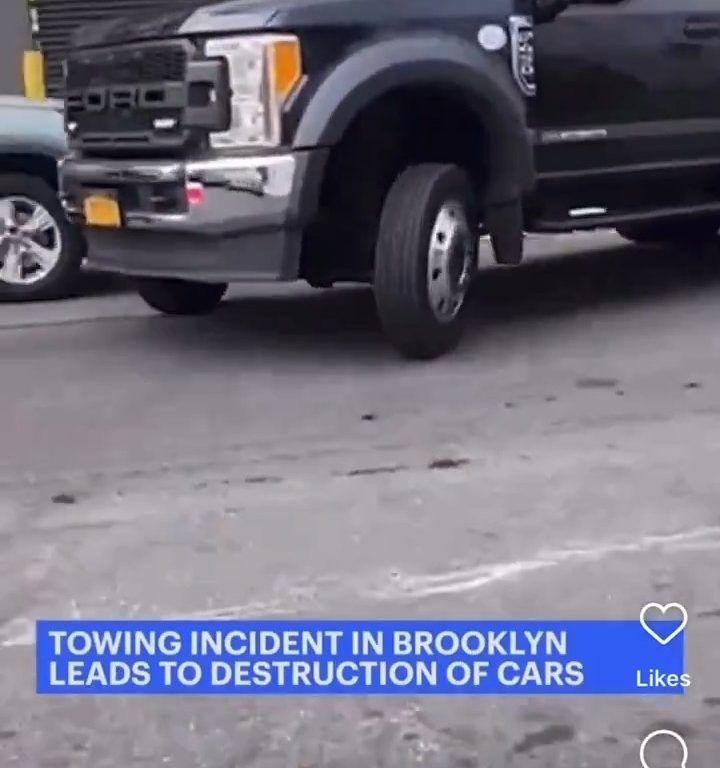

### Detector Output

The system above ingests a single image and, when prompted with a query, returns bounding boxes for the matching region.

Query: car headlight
[205,34,303,149]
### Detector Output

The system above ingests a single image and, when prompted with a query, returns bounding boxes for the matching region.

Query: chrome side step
[530,200,720,232]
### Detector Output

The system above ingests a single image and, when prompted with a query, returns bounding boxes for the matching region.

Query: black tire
[617,218,720,246]
[374,163,478,360]
[136,278,228,316]
[0,173,85,302]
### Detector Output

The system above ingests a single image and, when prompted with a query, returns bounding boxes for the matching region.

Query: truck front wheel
[136,278,228,316]
[374,164,479,360]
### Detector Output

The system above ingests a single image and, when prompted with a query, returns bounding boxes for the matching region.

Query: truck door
[530,0,720,179]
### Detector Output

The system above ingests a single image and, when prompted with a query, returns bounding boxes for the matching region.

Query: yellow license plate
[84,194,121,228]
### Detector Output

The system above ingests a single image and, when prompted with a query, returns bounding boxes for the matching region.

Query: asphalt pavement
[1,232,719,767]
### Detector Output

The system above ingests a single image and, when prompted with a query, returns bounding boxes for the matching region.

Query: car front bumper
[58,150,327,282]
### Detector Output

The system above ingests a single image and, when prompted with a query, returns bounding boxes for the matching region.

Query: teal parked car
[0,96,86,301]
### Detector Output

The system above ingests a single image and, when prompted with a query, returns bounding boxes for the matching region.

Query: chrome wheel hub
[427,201,476,323]
[0,196,62,285]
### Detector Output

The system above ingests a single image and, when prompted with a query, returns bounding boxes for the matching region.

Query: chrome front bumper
[58,151,325,282]
[59,153,297,235]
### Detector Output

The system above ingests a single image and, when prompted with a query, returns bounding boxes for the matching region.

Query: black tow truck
[59,0,720,359]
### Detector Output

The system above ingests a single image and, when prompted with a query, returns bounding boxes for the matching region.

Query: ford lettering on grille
[65,42,191,152]
[65,39,230,155]
[78,85,168,112]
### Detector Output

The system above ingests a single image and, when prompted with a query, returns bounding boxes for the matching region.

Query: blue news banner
[36,620,686,695]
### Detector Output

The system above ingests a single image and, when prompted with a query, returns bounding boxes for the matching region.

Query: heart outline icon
[640,602,688,645]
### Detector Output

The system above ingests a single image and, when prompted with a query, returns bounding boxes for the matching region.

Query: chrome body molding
[509,15,537,98]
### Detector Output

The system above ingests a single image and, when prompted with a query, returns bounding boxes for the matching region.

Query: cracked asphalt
[1,232,720,767]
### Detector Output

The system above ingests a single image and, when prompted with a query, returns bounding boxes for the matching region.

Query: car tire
[0,173,86,302]
[136,278,228,315]
[617,218,720,246]
[374,163,479,360]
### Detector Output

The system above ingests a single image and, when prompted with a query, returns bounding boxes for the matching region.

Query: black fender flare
[292,32,534,206]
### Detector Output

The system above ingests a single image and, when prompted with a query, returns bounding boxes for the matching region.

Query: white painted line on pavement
[179,599,298,621]
[2,525,719,649]
[0,618,34,649]
[373,526,720,600]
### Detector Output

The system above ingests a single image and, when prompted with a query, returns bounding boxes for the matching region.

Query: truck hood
[73,2,275,48]
[74,0,518,47]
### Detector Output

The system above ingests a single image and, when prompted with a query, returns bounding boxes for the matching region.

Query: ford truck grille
[66,45,188,88]
[65,41,230,156]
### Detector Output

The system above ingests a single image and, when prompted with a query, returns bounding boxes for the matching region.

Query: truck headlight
[205,34,303,148]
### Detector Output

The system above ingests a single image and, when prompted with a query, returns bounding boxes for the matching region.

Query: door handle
[684,19,720,39]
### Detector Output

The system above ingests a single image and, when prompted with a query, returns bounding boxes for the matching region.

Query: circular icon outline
[639,729,688,768]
